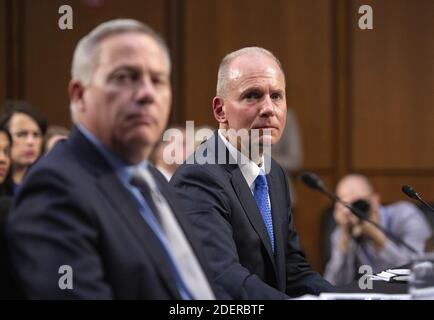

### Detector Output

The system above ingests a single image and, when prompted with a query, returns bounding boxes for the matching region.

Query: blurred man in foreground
[7,19,218,299]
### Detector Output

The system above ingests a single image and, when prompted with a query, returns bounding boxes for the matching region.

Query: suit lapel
[230,168,278,275]
[69,127,182,297]
[152,169,212,273]
[96,171,181,299]
[208,131,281,278]
[267,170,286,290]
[210,131,279,274]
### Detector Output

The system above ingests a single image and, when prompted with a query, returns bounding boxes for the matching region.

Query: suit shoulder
[24,145,83,186]
[172,162,229,187]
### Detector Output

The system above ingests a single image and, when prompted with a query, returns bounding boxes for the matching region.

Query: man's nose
[135,77,156,106]
[259,95,275,116]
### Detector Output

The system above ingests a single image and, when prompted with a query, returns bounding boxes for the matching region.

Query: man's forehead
[229,54,282,77]
[97,32,167,66]
[227,54,284,86]
[337,178,371,198]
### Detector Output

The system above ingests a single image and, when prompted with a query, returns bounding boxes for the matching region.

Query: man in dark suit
[6,19,217,299]
[171,47,334,299]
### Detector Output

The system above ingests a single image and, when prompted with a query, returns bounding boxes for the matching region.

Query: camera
[351,199,371,220]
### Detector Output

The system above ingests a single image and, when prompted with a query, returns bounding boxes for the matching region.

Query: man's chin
[124,127,161,146]
[117,141,151,164]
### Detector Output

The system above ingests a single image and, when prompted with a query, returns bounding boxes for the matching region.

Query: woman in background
[0,100,47,195]
[0,125,12,197]
[0,123,16,299]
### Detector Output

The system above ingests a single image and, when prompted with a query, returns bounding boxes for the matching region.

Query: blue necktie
[254,172,275,252]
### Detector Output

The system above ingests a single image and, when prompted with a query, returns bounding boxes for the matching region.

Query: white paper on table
[386,268,411,275]
[368,269,411,282]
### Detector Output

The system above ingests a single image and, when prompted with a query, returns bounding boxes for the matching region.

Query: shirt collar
[155,165,173,181]
[218,129,264,191]
[76,124,149,185]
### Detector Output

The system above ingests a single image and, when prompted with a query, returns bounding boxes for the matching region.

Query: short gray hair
[216,47,285,97]
[71,19,170,86]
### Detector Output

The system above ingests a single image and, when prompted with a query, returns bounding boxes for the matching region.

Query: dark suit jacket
[6,127,222,299]
[0,196,22,299]
[171,132,334,299]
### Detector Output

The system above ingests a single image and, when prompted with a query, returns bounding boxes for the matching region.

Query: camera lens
[351,199,371,219]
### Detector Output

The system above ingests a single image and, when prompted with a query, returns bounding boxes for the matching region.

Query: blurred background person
[0,101,47,196]
[0,123,16,299]
[0,125,12,197]
[44,125,70,153]
[324,174,432,286]
[151,124,215,181]
[0,124,13,219]
[271,108,303,205]
[151,126,191,181]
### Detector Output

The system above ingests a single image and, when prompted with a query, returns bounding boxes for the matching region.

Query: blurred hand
[333,203,361,252]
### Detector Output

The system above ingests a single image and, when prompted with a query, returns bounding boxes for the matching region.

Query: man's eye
[152,76,166,86]
[245,91,262,100]
[113,71,138,84]
[271,93,282,100]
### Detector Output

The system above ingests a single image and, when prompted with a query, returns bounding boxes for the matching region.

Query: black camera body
[351,199,371,220]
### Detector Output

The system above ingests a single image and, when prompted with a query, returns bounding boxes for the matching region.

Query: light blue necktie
[253,172,275,252]
[130,173,194,300]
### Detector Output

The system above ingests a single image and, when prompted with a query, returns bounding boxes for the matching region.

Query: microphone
[301,171,325,192]
[402,185,434,213]
[300,171,418,254]
[300,172,340,203]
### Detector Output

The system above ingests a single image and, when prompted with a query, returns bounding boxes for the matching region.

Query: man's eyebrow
[108,65,168,77]
[240,87,263,94]
[110,65,140,74]
[271,89,285,95]
[239,87,263,98]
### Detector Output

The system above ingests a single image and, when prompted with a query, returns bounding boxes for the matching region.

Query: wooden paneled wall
[0,0,5,104]
[1,0,433,272]
[2,0,169,127]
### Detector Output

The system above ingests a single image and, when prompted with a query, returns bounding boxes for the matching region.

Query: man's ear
[68,80,86,113]
[212,96,227,124]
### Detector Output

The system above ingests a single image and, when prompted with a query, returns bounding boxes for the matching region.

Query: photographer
[324,174,432,286]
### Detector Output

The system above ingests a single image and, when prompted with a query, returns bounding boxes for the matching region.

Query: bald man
[324,174,432,286]
[171,47,333,299]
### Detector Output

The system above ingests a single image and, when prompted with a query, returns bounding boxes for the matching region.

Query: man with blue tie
[6,19,218,299]
[171,47,334,299]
